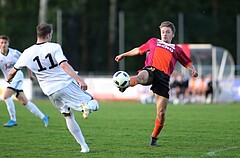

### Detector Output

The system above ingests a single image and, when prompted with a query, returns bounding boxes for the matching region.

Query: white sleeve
[15,50,22,58]
[14,51,27,70]
[54,44,68,64]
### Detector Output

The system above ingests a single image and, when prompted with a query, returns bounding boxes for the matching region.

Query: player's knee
[138,70,153,85]
[157,110,165,121]
[17,97,28,105]
[20,100,27,105]
[16,92,28,105]
[62,112,71,117]
[3,96,9,100]
[3,92,11,100]
[137,74,150,84]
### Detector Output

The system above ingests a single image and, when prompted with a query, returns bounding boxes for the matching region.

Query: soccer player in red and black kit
[115,21,198,146]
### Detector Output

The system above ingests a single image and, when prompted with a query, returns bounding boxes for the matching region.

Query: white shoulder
[8,48,22,57]
[46,42,61,48]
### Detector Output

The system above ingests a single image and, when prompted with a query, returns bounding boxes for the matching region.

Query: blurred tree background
[0,0,239,75]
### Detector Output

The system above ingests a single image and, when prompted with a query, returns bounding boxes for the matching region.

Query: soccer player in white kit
[7,23,99,153]
[0,35,49,127]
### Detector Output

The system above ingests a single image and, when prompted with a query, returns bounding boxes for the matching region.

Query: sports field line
[204,146,239,156]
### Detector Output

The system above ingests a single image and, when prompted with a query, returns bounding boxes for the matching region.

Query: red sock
[151,118,164,138]
[129,76,137,86]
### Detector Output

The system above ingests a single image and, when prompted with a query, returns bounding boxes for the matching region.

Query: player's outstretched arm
[115,47,140,62]
[60,61,87,90]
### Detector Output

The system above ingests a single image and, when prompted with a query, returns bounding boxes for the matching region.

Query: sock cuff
[156,118,164,126]
[130,77,137,86]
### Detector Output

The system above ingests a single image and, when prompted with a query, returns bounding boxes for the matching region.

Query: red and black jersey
[139,38,192,76]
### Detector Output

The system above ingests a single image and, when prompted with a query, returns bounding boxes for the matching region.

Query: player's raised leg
[81,99,99,119]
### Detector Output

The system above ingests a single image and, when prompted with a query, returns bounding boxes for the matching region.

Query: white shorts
[8,71,24,91]
[48,81,93,114]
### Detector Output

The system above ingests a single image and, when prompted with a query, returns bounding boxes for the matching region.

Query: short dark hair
[159,21,176,34]
[0,35,10,42]
[36,23,53,38]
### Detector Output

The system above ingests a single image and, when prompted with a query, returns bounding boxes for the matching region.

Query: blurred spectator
[170,71,189,104]
[204,74,221,104]
[185,76,207,103]
[204,74,212,103]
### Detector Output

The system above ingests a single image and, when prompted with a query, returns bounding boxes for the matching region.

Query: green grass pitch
[0,100,239,158]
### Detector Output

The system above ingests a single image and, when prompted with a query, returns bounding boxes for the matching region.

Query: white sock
[25,101,45,119]
[4,98,16,121]
[65,113,88,148]
[87,99,99,111]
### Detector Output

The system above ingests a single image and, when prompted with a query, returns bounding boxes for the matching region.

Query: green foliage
[0,100,239,157]
[0,1,38,51]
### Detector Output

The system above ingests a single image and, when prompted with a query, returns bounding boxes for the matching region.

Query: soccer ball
[112,71,130,88]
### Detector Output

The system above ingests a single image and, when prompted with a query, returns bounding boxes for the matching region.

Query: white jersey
[0,48,22,78]
[14,42,73,96]
[0,48,24,90]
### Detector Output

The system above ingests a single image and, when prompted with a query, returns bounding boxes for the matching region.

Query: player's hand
[187,64,198,77]
[80,83,87,90]
[115,54,124,62]
[6,79,12,84]
[191,71,198,77]
[78,80,88,90]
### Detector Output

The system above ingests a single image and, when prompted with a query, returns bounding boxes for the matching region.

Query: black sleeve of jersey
[59,60,68,65]
[14,67,20,71]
